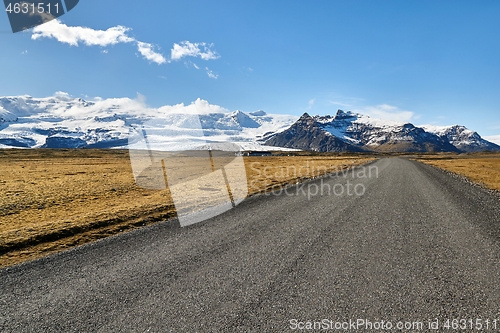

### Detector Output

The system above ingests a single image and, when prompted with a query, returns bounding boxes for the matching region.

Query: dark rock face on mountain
[43,136,88,148]
[363,123,460,153]
[265,113,365,152]
[266,110,498,153]
[0,137,35,148]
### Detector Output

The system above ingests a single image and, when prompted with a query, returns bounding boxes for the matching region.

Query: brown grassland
[417,153,500,192]
[0,149,374,268]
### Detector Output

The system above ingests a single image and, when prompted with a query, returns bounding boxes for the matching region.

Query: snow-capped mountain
[264,113,365,152]
[265,110,500,153]
[0,107,18,123]
[0,94,498,153]
[422,125,500,153]
[0,94,298,150]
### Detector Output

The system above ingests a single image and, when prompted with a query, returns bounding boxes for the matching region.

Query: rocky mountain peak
[293,112,318,127]
[230,110,260,128]
[335,109,358,119]
[299,112,312,119]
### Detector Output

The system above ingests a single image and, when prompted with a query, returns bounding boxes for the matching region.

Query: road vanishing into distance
[1,158,500,332]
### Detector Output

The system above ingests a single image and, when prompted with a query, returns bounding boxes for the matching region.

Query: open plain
[417,153,500,192]
[0,149,373,267]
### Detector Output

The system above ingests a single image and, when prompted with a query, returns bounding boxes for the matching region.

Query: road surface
[1,158,499,332]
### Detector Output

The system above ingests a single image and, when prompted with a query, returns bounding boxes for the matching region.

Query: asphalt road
[1,158,500,332]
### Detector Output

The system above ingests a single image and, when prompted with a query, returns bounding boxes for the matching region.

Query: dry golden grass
[417,153,500,192]
[0,149,373,267]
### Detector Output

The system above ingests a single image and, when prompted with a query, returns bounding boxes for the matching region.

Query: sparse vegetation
[0,149,374,267]
[417,153,500,192]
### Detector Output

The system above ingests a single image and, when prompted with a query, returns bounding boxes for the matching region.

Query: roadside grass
[417,153,500,192]
[0,149,374,268]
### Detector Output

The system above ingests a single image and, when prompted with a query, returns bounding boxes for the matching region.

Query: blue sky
[1,1,500,140]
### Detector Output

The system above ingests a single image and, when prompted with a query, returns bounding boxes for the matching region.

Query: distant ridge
[0,95,297,150]
[265,110,500,153]
[0,94,498,153]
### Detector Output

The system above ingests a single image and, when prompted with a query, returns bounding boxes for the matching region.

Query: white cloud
[53,91,72,100]
[137,42,167,64]
[158,98,229,115]
[308,99,315,109]
[329,100,353,108]
[354,104,416,123]
[171,41,220,61]
[135,92,147,105]
[205,68,218,79]
[31,19,166,64]
[484,135,500,145]
[32,19,134,46]
[328,95,367,109]
[21,50,28,55]
[31,20,220,69]
[184,61,200,69]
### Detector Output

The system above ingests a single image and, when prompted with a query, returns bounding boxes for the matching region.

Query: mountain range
[0,94,498,153]
[265,110,500,153]
[0,94,295,151]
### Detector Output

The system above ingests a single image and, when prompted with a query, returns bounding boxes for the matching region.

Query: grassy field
[0,149,374,267]
[417,153,500,192]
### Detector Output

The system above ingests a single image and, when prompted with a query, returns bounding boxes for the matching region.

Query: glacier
[0,94,298,151]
